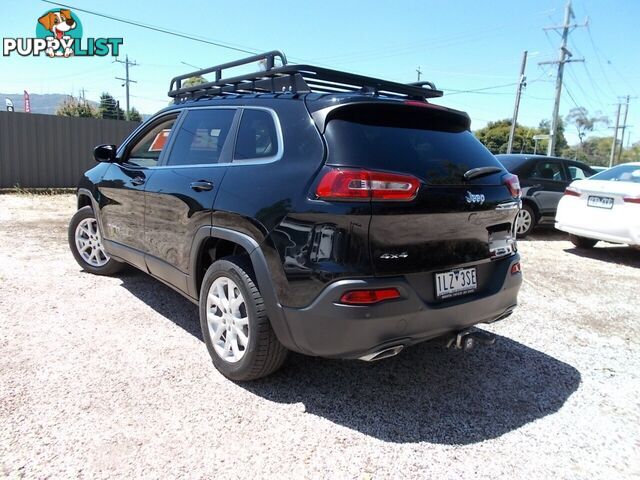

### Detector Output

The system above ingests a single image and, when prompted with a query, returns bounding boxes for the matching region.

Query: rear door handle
[190,180,214,192]
[131,176,145,186]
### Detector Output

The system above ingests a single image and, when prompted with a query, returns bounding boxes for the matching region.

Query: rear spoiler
[308,99,472,133]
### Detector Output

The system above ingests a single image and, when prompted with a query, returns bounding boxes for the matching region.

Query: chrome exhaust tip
[359,345,404,362]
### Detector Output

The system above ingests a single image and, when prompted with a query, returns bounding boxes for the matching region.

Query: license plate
[435,267,477,299]
[587,195,614,209]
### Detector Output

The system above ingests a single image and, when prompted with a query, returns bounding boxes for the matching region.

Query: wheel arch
[521,198,540,221]
[189,226,299,352]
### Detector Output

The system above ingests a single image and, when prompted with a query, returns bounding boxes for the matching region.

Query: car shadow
[117,270,581,445]
[564,245,640,268]
[521,226,568,242]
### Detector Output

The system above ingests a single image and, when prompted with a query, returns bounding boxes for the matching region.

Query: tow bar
[445,328,496,351]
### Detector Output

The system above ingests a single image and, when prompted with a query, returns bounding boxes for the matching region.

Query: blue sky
[2,0,638,146]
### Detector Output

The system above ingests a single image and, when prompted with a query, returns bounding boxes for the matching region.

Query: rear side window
[531,161,564,181]
[323,106,503,185]
[567,164,593,180]
[234,109,279,160]
[166,109,235,166]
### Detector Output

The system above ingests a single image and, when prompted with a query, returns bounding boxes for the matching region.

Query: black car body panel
[75,62,523,359]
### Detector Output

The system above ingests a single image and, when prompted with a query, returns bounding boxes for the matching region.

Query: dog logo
[465,191,485,205]
[2,9,122,58]
[38,9,77,57]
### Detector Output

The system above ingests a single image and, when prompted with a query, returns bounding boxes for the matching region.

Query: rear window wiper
[463,166,503,181]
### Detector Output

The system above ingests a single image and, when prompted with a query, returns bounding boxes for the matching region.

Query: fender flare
[189,226,300,352]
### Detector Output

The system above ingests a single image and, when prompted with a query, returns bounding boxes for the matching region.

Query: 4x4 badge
[380,252,409,260]
[465,191,485,204]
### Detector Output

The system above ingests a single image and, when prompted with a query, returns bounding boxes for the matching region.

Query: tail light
[564,186,582,197]
[316,168,420,201]
[503,173,521,198]
[339,288,401,305]
[623,196,640,204]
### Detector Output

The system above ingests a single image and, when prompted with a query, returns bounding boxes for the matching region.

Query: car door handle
[190,181,214,192]
[131,176,145,186]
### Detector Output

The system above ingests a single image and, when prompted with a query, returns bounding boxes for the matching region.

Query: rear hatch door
[321,102,519,277]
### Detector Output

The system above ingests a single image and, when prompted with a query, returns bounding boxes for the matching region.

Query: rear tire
[515,204,536,238]
[199,257,288,381]
[569,234,598,249]
[68,206,124,276]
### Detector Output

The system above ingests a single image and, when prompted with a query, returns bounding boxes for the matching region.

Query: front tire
[68,206,124,275]
[515,204,536,238]
[199,257,288,381]
[569,234,598,249]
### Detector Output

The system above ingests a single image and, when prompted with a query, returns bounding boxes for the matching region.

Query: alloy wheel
[516,209,532,235]
[206,276,249,363]
[75,217,110,267]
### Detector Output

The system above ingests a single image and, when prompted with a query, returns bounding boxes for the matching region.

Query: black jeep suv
[68,51,523,380]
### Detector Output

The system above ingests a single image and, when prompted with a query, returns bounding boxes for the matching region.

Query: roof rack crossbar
[168,52,443,102]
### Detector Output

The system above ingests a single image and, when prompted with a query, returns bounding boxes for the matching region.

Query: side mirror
[93,144,117,163]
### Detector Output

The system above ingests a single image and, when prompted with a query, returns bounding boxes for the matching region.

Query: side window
[166,109,236,166]
[531,161,564,181]
[567,164,593,180]
[234,109,279,160]
[127,116,177,167]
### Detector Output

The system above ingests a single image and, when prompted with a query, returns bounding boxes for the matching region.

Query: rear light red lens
[623,196,640,204]
[511,262,522,275]
[503,174,521,198]
[316,168,420,201]
[339,288,401,305]
[564,186,582,197]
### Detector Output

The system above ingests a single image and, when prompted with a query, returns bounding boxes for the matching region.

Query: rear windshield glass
[324,108,503,185]
[590,164,640,183]
[496,155,526,172]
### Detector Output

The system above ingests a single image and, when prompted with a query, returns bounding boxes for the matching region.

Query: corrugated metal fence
[0,111,140,188]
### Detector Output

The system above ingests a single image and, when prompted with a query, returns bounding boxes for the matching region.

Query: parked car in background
[496,154,597,237]
[556,162,640,248]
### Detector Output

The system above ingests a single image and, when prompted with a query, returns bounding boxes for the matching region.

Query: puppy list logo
[3,9,123,58]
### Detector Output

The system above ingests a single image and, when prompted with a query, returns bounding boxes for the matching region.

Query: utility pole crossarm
[542,0,587,157]
[114,54,138,120]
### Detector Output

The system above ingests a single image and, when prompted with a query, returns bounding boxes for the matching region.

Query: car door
[528,159,568,214]
[142,107,239,294]
[98,113,180,270]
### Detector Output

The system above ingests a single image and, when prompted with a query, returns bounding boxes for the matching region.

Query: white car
[555,162,640,248]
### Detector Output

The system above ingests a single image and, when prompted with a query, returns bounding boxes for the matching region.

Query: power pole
[416,66,422,82]
[539,1,586,156]
[609,102,622,168]
[616,95,632,163]
[507,51,528,154]
[115,54,138,120]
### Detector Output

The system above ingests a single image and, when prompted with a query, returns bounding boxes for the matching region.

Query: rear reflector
[339,288,401,305]
[564,186,582,197]
[511,262,522,275]
[503,173,521,198]
[623,196,640,204]
[316,168,420,201]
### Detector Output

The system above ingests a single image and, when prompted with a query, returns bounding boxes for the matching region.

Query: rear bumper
[280,254,522,358]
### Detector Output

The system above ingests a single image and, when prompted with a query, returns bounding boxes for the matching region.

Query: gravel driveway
[1,194,638,479]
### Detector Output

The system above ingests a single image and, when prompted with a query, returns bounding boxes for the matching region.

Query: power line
[41,0,258,55]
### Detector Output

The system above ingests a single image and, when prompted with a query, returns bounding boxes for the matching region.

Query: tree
[56,96,98,118]
[98,92,124,120]
[474,119,539,154]
[537,118,568,155]
[183,75,207,87]
[565,107,608,145]
[128,107,142,122]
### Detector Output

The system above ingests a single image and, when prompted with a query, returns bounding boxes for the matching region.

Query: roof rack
[168,50,443,103]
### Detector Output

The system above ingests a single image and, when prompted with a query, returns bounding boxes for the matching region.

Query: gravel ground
[1,193,639,479]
